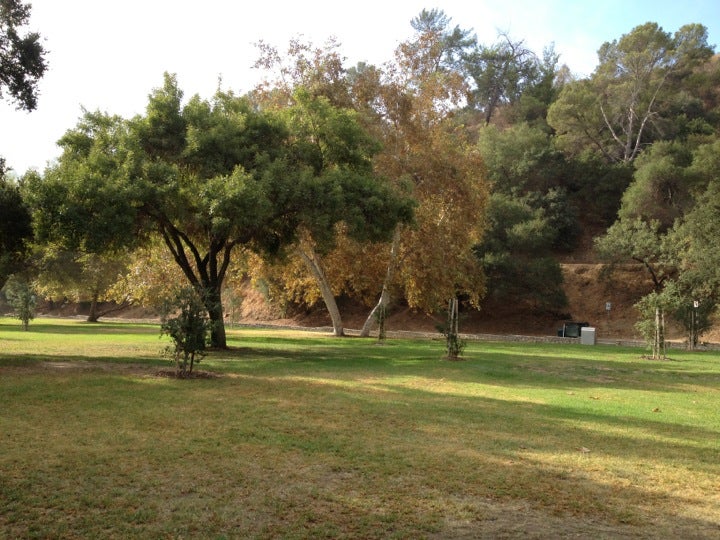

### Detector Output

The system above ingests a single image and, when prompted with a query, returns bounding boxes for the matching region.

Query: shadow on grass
[0,353,167,370]
[1,346,719,538]
[213,338,720,394]
[219,370,720,533]
[0,320,159,336]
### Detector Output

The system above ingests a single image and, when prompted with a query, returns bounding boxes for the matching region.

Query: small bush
[3,275,36,331]
[160,287,213,377]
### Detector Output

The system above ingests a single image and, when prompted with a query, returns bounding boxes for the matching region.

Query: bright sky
[1,0,719,174]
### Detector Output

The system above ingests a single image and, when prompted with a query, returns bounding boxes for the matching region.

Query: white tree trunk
[297,242,344,337]
[360,229,401,337]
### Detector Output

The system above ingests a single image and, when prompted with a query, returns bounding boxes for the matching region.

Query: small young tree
[634,283,682,360]
[160,288,214,378]
[3,275,36,330]
[438,297,466,359]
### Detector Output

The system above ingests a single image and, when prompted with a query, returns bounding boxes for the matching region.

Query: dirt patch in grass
[154,368,222,379]
[5,361,225,381]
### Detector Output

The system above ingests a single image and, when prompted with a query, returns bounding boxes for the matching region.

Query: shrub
[160,287,214,377]
[3,275,36,330]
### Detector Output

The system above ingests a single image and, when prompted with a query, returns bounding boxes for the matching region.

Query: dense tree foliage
[474,193,567,313]
[465,35,558,126]
[0,0,47,111]
[0,174,31,286]
[598,133,720,346]
[33,247,131,322]
[252,19,487,336]
[548,23,714,164]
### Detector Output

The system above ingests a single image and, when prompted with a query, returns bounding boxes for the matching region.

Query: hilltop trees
[597,135,720,351]
[548,23,714,163]
[474,192,567,314]
[465,34,558,126]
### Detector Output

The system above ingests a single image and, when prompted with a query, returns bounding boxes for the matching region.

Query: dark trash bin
[558,322,589,338]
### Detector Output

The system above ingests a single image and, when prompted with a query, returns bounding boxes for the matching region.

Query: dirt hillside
[21,262,718,344]
[230,263,719,344]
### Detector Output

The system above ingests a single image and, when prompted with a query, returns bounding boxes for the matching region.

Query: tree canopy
[0,0,47,111]
[548,23,714,164]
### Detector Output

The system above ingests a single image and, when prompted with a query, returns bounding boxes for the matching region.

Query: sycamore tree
[253,38,416,336]
[277,89,414,336]
[354,9,489,335]
[252,11,489,337]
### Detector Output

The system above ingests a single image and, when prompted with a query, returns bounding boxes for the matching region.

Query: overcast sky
[2,0,719,174]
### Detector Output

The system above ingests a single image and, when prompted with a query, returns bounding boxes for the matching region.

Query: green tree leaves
[0,0,47,111]
[27,73,413,346]
[549,23,714,164]
[0,175,32,285]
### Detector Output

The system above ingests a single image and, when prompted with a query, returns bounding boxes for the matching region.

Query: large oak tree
[28,74,412,346]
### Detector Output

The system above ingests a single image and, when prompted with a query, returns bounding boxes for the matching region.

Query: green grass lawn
[1,317,719,538]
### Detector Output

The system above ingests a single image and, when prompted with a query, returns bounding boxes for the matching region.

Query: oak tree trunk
[204,285,227,349]
[87,291,100,323]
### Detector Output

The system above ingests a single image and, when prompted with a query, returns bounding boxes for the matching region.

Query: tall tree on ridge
[548,22,714,163]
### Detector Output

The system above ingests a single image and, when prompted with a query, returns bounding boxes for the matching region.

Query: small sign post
[691,300,699,350]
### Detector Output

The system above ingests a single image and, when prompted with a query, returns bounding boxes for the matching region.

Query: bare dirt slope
[232,263,719,343]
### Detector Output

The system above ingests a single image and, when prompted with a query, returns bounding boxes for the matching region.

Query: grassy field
[1,317,719,539]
